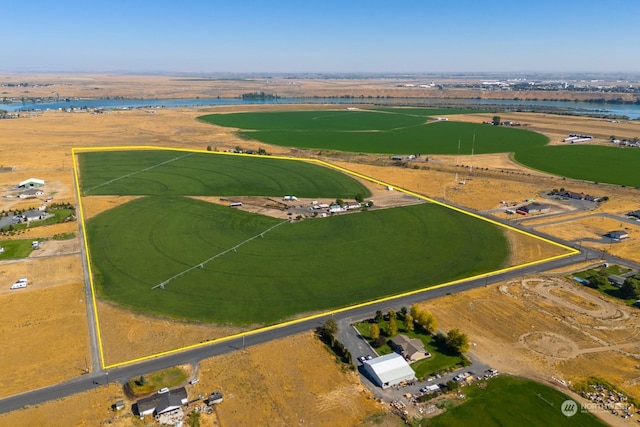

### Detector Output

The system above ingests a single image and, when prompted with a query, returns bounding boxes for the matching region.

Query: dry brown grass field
[3,73,639,102]
[425,275,640,412]
[2,75,640,424]
[0,333,392,427]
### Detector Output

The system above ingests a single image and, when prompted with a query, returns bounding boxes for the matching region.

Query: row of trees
[368,305,469,355]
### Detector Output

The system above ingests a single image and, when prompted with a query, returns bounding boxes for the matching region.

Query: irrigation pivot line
[151,219,290,290]
[83,152,194,195]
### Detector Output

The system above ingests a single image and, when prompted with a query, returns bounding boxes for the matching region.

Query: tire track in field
[83,152,194,195]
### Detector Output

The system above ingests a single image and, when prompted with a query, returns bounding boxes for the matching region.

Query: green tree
[399,306,407,319]
[446,380,460,391]
[187,410,201,427]
[374,310,383,323]
[371,323,380,340]
[354,193,364,203]
[446,328,470,354]
[322,318,338,336]
[335,198,344,206]
[620,278,640,299]
[492,115,501,126]
[587,274,609,289]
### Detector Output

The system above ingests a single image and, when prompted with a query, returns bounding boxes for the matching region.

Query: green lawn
[0,239,34,260]
[87,197,509,324]
[428,375,607,427]
[78,150,371,198]
[126,367,188,397]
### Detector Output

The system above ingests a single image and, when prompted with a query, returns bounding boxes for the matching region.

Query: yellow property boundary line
[71,146,579,370]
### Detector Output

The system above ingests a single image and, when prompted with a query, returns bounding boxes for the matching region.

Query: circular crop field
[87,196,509,324]
[200,108,640,187]
[80,149,510,324]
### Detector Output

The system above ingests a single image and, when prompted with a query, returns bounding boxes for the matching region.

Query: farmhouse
[389,334,431,362]
[18,178,45,188]
[135,387,188,417]
[607,230,629,241]
[18,188,44,199]
[557,190,603,202]
[362,352,416,389]
[23,209,46,222]
[628,210,640,220]
[329,204,346,213]
[608,274,627,287]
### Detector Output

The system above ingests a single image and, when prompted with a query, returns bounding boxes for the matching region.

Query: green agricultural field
[200,108,640,187]
[78,150,370,198]
[86,196,508,324]
[428,375,606,427]
[199,109,547,155]
[514,145,640,187]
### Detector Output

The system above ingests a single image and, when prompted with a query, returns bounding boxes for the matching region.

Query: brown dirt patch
[81,195,142,220]
[452,112,640,146]
[96,300,249,366]
[422,275,640,404]
[0,281,89,398]
[29,237,80,258]
[536,215,640,261]
[0,383,132,427]
[0,253,82,295]
[199,332,383,427]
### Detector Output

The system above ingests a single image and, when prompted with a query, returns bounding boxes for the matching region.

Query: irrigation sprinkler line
[83,152,194,194]
[151,219,290,290]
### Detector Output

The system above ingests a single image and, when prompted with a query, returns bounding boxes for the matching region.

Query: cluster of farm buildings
[563,133,593,143]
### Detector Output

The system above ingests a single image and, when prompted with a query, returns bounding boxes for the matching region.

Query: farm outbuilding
[607,230,629,240]
[18,178,45,188]
[362,352,416,389]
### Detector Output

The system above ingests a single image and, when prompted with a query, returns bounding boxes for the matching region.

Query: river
[3,96,640,119]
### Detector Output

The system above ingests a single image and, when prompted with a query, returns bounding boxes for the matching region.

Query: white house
[362,353,416,389]
[18,188,44,199]
[329,204,345,213]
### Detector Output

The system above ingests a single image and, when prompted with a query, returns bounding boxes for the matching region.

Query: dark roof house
[135,387,188,417]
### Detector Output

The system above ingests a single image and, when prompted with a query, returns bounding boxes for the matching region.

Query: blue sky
[2,0,638,73]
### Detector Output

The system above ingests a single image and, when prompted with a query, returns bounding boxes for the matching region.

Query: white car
[157,387,170,394]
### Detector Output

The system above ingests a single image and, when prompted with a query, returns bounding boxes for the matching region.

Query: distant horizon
[2,70,640,81]
[2,0,638,75]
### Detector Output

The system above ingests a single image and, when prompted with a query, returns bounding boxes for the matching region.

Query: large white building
[18,178,45,188]
[362,352,416,389]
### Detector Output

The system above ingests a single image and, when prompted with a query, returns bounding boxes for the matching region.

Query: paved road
[0,248,591,415]
[74,175,102,375]
[2,201,637,415]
